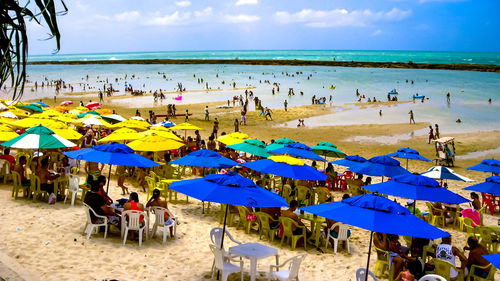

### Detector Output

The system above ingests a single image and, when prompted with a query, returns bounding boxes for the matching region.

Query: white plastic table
[229,242,279,281]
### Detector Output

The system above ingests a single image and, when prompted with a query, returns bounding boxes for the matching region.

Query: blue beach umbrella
[228,138,272,158]
[331,155,367,170]
[34,101,50,108]
[169,171,288,248]
[386,147,431,169]
[483,254,500,270]
[467,159,500,175]
[364,174,469,204]
[64,143,159,192]
[170,149,238,168]
[243,155,327,181]
[301,194,449,281]
[350,155,410,180]
[464,176,500,196]
[265,138,296,151]
[270,142,326,161]
[421,166,473,182]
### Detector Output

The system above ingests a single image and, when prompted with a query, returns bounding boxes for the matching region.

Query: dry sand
[0,94,499,280]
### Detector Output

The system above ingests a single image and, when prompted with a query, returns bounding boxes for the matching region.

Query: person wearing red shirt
[0,148,15,170]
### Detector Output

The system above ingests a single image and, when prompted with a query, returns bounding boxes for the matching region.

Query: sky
[27,0,500,55]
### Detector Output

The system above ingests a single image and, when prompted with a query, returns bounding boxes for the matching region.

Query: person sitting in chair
[464,237,490,279]
[281,200,311,237]
[435,236,467,279]
[84,180,119,225]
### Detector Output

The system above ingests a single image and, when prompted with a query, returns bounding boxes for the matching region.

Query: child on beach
[395,265,415,281]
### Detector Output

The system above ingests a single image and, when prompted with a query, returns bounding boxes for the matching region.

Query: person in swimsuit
[428,125,434,144]
[395,265,415,281]
[147,189,175,237]
[116,165,129,195]
[38,157,59,195]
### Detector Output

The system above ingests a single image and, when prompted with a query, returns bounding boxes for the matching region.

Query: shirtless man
[38,157,60,194]
[464,237,490,278]
[281,200,311,237]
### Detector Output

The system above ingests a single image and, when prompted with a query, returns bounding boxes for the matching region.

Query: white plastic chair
[209,244,243,281]
[210,227,242,273]
[418,274,446,281]
[355,268,379,281]
[150,206,178,243]
[0,159,13,184]
[64,174,82,206]
[122,210,147,247]
[325,222,351,253]
[268,254,306,281]
[83,203,108,239]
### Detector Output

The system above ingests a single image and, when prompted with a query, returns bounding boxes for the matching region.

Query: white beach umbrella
[130,116,145,121]
[421,166,474,182]
[0,111,18,119]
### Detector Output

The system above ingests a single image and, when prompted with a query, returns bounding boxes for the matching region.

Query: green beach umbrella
[266,138,296,151]
[16,104,44,113]
[77,110,100,118]
[2,125,77,149]
[228,138,272,158]
[312,142,347,158]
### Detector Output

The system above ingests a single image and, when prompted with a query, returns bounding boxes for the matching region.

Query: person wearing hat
[405,199,423,218]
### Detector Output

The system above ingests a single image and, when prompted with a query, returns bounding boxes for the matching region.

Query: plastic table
[229,242,279,281]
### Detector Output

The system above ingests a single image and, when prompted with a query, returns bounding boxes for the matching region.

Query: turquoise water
[28,50,500,65]
[7,62,498,135]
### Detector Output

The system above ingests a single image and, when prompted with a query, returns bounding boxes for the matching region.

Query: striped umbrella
[1,125,76,149]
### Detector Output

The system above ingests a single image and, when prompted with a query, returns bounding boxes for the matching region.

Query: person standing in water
[435,124,440,139]
[446,92,451,103]
[409,110,415,124]
[284,100,288,112]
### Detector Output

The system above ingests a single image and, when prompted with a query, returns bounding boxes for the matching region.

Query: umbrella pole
[365,231,374,281]
[202,167,206,214]
[220,204,229,249]
[406,159,409,170]
[106,164,112,194]
[381,176,384,183]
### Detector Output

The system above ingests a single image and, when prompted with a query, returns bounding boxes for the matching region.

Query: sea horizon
[28,49,500,65]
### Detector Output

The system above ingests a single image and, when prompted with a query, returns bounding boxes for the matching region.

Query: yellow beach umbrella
[68,109,83,115]
[75,106,89,112]
[111,119,150,131]
[47,122,83,140]
[7,107,31,118]
[40,109,62,117]
[217,132,250,146]
[96,108,113,115]
[139,129,183,142]
[170,122,202,131]
[0,125,19,141]
[98,128,141,143]
[127,132,185,152]
[9,117,60,129]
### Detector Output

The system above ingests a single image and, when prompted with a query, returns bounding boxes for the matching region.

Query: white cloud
[372,29,383,36]
[275,8,411,28]
[114,11,141,22]
[223,14,260,23]
[175,1,191,7]
[144,7,213,26]
[235,0,258,6]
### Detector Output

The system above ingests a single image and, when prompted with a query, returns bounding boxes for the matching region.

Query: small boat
[388,90,398,95]
[328,85,336,90]
[413,95,425,99]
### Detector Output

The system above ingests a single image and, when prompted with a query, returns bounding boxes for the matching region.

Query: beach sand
[1,95,499,280]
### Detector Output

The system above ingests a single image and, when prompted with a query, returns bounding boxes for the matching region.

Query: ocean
[28,50,500,65]
[1,50,498,136]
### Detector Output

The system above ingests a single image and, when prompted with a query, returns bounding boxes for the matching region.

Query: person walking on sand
[234,118,239,132]
[409,110,415,124]
[185,109,189,121]
[284,100,288,112]
[240,110,247,125]
[428,126,434,144]
[435,124,440,139]
[265,107,273,121]
[204,106,209,121]
[212,118,219,138]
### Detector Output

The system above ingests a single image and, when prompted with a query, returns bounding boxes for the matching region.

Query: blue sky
[27,0,500,54]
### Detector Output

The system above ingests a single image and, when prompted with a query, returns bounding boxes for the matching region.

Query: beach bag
[246,214,256,222]
[48,193,56,204]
